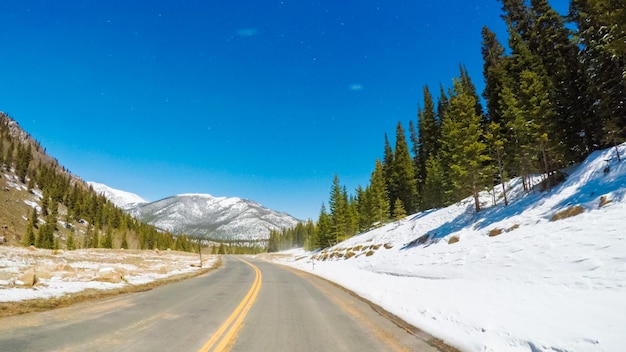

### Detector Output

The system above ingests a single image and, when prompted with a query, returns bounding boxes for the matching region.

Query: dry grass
[448,236,460,244]
[0,256,221,318]
[599,195,612,208]
[344,251,356,259]
[365,250,375,257]
[551,205,585,221]
[507,224,520,232]
[384,243,393,249]
[488,228,503,237]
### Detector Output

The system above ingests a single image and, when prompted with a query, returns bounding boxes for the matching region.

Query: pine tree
[23,223,36,247]
[356,186,373,232]
[529,0,590,159]
[459,65,484,119]
[500,0,533,40]
[481,26,507,125]
[570,0,626,156]
[66,230,76,250]
[36,222,54,249]
[103,228,113,249]
[92,227,100,248]
[415,85,440,210]
[16,143,32,183]
[485,122,509,206]
[391,122,419,214]
[328,175,349,242]
[41,196,49,217]
[4,141,14,168]
[500,81,535,190]
[392,198,407,220]
[382,133,396,215]
[518,69,558,179]
[409,119,421,191]
[30,207,39,229]
[316,204,333,249]
[268,229,279,252]
[369,159,390,225]
[346,193,359,236]
[437,84,450,131]
[422,155,446,210]
[441,76,491,213]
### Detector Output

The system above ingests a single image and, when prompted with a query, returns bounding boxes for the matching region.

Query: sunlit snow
[0,248,213,303]
[275,143,626,352]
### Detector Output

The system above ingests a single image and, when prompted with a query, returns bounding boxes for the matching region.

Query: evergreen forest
[269,0,626,252]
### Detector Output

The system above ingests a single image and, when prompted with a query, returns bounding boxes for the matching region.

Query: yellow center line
[198,257,262,352]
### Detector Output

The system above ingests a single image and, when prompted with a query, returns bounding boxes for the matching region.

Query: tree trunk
[473,190,481,213]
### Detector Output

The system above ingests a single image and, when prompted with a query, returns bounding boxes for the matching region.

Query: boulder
[18,267,37,287]
[93,267,126,284]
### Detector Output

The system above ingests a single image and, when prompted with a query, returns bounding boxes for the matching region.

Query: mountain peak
[87,181,147,209]
[92,184,300,241]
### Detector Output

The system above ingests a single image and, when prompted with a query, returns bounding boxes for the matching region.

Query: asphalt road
[0,256,447,352]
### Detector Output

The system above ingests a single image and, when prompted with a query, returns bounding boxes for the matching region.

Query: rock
[93,267,125,283]
[18,267,37,287]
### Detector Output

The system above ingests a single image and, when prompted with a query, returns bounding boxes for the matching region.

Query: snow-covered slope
[127,194,300,241]
[277,143,626,352]
[87,181,147,208]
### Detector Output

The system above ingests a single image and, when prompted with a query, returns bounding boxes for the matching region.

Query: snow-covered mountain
[124,193,300,241]
[87,181,147,208]
[90,182,301,241]
[278,143,626,352]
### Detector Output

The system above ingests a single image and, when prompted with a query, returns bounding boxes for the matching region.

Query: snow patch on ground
[0,248,214,302]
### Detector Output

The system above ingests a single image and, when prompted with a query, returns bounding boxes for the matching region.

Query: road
[0,256,448,352]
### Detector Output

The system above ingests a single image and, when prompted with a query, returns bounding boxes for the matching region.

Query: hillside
[276,143,626,352]
[0,113,189,251]
[0,113,84,247]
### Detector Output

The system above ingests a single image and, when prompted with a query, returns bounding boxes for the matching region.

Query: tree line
[270,0,626,251]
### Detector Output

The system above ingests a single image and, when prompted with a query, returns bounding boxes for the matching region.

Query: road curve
[0,256,448,352]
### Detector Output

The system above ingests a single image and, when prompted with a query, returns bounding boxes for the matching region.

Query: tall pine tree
[441,75,491,212]
[391,122,419,215]
[369,158,390,225]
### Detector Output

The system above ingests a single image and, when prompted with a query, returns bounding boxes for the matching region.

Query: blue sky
[0,0,570,220]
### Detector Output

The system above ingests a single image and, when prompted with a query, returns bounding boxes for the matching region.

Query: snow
[176,193,217,199]
[274,143,626,352]
[0,248,215,303]
[2,143,625,351]
[87,181,147,208]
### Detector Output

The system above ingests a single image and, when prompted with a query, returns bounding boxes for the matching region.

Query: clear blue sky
[0,0,569,220]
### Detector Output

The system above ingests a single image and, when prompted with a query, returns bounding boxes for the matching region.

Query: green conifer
[392,122,419,214]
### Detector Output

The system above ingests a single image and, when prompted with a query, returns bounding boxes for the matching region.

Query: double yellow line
[199,257,262,352]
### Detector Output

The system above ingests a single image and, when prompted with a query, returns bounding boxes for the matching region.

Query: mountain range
[87,182,301,241]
